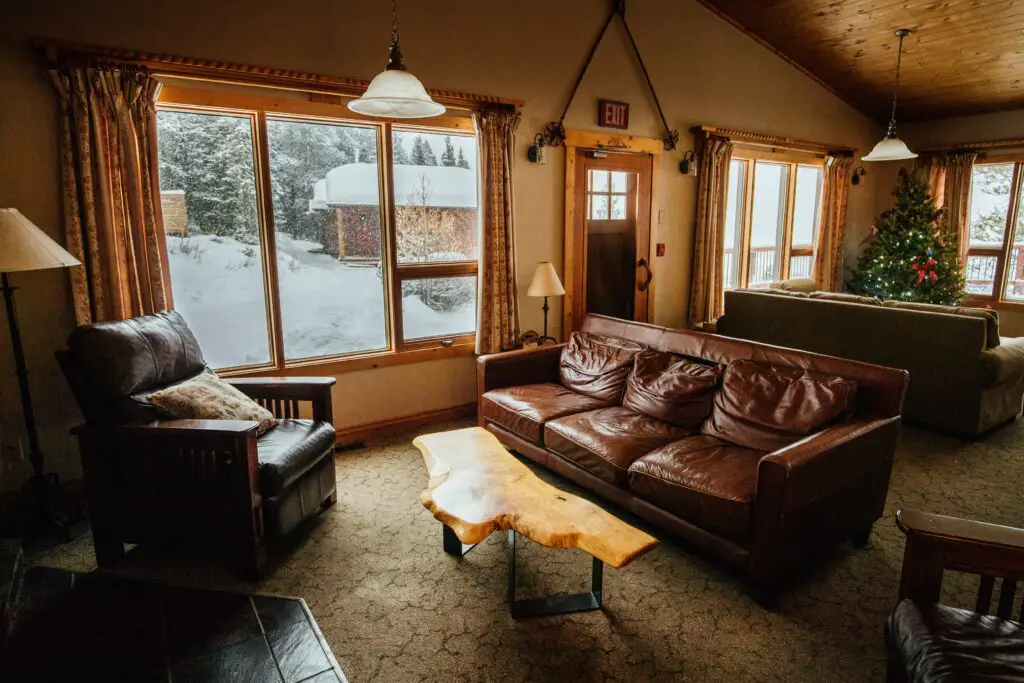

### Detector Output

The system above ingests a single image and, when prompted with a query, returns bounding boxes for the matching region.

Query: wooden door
[569,151,653,330]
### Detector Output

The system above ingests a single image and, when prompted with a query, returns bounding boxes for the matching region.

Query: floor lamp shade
[0,209,80,272]
[527,262,565,298]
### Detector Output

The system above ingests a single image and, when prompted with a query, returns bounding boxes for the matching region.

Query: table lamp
[526,262,565,345]
[0,209,80,538]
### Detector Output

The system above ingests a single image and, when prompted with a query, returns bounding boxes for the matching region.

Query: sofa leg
[92,530,125,568]
[852,525,873,548]
[321,490,338,509]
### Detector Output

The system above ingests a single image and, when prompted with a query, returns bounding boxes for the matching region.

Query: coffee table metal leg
[442,524,477,556]
[506,529,603,618]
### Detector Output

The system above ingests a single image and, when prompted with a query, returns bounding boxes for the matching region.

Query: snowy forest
[155,111,478,368]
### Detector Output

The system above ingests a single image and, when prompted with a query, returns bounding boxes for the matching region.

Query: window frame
[155,85,481,376]
[724,148,824,291]
[964,158,1024,308]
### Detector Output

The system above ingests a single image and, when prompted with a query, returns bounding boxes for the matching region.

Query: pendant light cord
[391,0,400,50]
[888,29,910,135]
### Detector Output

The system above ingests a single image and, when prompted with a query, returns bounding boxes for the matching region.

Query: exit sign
[598,100,629,129]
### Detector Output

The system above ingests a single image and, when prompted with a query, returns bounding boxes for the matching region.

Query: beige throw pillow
[147,372,276,435]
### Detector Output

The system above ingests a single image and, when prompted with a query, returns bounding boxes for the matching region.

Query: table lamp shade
[527,262,565,298]
[0,209,80,273]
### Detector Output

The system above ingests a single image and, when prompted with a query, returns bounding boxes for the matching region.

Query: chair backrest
[58,310,208,424]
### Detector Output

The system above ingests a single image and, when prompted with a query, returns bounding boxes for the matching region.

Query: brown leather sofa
[56,310,338,577]
[478,314,908,601]
[887,509,1024,682]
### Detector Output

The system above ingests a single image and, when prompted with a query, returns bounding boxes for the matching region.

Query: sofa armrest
[72,419,259,439]
[979,337,1024,383]
[226,377,335,422]
[756,416,902,512]
[477,344,565,396]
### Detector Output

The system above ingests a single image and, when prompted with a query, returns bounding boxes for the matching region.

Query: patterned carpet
[27,418,1024,682]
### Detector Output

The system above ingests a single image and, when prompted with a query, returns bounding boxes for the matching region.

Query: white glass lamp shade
[348,69,446,119]
[0,208,80,273]
[862,135,918,162]
[527,262,565,298]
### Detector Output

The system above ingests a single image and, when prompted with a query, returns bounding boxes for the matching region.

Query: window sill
[218,341,476,379]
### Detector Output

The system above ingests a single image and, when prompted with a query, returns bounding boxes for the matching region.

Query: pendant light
[863,28,918,162]
[348,0,445,119]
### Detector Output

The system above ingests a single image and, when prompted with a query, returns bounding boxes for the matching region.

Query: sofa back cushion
[702,359,858,451]
[622,350,722,428]
[881,300,1000,348]
[560,331,644,403]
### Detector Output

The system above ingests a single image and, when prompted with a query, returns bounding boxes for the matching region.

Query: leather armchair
[57,311,338,578]
[887,509,1024,682]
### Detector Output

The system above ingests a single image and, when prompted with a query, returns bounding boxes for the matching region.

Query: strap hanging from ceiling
[542,0,679,151]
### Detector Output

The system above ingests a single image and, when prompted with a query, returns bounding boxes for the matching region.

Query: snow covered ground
[167,233,476,369]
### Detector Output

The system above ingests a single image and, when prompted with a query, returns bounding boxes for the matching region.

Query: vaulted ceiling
[696,0,1024,122]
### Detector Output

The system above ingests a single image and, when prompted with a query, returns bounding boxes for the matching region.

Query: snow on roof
[309,163,477,211]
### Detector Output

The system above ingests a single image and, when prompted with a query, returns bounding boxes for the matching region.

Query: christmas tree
[848,168,966,304]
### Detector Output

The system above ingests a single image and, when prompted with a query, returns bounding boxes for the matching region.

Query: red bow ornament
[911,257,938,285]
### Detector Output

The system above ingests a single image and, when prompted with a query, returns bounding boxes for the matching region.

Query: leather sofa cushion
[628,436,765,543]
[622,350,722,428]
[888,598,1024,682]
[480,383,610,445]
[702,359,857,451]
[544,407,691,487]
[882,300,1001,348]
[67,310,207,399]
[257,419,336,496]
[559,331,645,403]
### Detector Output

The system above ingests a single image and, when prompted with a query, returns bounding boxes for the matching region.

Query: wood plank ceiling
[696,0,1024,122]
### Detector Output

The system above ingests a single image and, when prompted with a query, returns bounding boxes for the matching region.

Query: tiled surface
[0,568,344,682]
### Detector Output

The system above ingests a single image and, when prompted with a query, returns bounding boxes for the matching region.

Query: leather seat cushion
[481,383,610,445]
[702,359,857,452]
[544,407,692,487]
[622,350,722,428]
[559,331,646,403]
[628,436,765,543]
[888,598,1024,682]
[257,419,336,496]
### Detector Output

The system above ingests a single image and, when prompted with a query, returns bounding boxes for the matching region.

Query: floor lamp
[526,262,565,345]
[0,209,80,539]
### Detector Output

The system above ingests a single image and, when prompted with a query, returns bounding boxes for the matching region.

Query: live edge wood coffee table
[414,427,658,618]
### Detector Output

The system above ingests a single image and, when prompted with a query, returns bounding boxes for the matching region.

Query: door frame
[563,129,663,335]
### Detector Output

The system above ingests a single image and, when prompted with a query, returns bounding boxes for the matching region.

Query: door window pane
[590,170,609,192]
[610,195,626,220]
[965,255,998,296]
[1006,177,1024,300]
[590,194,609,220]
[969,164,1013,247]
[392,130,479,264]
[792,165,823,249]
[610,171,627,193]
[156,110,271,369]
[749,162,788,287]
[268,118,387,360]
[723,159,746,289]
[401,277,477,340]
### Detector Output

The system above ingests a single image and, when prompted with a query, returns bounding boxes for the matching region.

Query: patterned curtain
[920,154,948,210]
[475,107,522,354]
[811,153,855,291]
[688,134,733,327]
[49,64,171,325]
[942,152,978,264]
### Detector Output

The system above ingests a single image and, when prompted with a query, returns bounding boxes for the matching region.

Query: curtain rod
[33,37,523,112]
[693,125,856,155]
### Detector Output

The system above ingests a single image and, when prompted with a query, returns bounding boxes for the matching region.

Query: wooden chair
[887,508,1024,682]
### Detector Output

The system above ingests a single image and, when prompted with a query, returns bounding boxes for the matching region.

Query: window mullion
[739,159,755,288]
[996,163,1024,301]
[780,162,798,280]
[253,110,286,369]
[382,123,404,351]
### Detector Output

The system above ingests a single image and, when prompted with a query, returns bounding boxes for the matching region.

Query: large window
[964,161,1024,302]
[156,92,479,371]
[723,155,823,291]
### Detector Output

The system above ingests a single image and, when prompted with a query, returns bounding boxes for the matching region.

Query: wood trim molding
[218,342,476,378]
[564,129,667,155]
[695,125,855,155]
[920,138,1024,154]
[335,402,476,447]
[35,37,523,111]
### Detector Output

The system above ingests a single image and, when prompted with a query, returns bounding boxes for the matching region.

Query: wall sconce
[851,166,867,185]
[679,151,697,176]
[527,134,547,164]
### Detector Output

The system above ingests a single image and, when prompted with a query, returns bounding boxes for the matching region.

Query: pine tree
[393,132,411,164]
[848,168,966,305]
[410,135,438,166]
[456,147,470,169]
[440,136,457,167]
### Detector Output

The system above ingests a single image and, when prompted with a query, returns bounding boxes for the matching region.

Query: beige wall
[0,0,881,491]
[859,111,1024,336]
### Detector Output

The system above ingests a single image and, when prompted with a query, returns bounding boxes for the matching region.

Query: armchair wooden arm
[226,376,336,422]
[895,508,1024,618]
